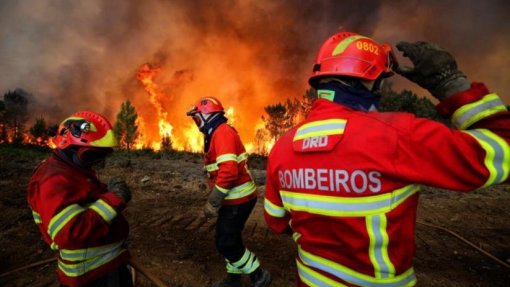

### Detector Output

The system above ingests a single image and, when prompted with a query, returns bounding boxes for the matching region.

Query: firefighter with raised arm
[187,97,272,287]
[264,32,510,286]
[27,111,133,287]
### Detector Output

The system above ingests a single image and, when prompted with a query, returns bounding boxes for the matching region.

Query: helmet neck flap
[315,79,381,111]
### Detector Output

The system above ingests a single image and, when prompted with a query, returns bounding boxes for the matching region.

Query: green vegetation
[113,100,139,152]
[0,143,50,159]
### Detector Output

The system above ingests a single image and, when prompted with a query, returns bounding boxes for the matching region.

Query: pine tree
[113,100,139,153]
[3,89,29,144]
[0,100,6,144]
[254,128,271,155]
[262,103,290,142]
[29,117,48,145]
[379,82,441,121]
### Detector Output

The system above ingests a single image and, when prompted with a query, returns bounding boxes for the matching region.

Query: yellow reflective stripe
[89,199,117,223]
[215,185,230,194]
[280,185,419,217]
[206,153,249,172]
[294,119,346,141]
[58,248,126,277]
[32,210,42,224]
[226,262,243,274]
[206,163,219,172]
[452,94,507,129]
[51,242,59,251]
[298,246,417,287]
[48,204,86,240]
[332,35,370,56]
[297,259,348,287]
[367,215,395,279]
[60,240,124,262]
[227,249,260,274]
[90,129,118,147]
[292,231,302,242]
[217,153,238,163]
[463,129,510,187]
[232,249,251,267]
[264,198,287,218]
[224,181,257,200]
[237,152,248,162]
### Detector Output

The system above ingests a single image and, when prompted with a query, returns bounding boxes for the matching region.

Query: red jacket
[205,122,257,205]
[27,152,130,287]
[264,83,510,287]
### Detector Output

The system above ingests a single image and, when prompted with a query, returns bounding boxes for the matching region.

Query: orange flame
[136,64,176,151]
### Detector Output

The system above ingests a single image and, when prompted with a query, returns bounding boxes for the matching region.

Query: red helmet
[53,111,118,150]
[186,97,224,116]
[309,32,396,86]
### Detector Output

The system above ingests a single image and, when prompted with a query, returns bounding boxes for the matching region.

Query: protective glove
[395,41,470,100]
[203,186,227,218]
[108,176,132,203]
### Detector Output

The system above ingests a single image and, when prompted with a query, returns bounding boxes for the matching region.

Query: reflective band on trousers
[206,152,249,172]
[298,246,417,287]
[294,119,346,141]
[59,240,124,262]
[226,248,260,274]
[463,129,510,187]
[264,198,286,218]
[452,93,507,129]
[58,247,126,277]
[280,185,419,217]
[48,200,117,240]
[216,181,257,200]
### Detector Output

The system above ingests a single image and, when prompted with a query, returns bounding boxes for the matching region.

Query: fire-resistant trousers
[215,197,257,262]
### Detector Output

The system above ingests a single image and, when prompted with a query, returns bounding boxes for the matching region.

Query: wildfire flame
[133,64,265,153]
[136,63,179,151]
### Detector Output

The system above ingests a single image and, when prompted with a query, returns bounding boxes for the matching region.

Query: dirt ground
[1,146,509,287]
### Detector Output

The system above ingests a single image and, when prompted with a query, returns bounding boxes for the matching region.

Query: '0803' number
[356,41,379,55]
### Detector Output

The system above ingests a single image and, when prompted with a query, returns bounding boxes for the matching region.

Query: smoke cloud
[0,0,508,147]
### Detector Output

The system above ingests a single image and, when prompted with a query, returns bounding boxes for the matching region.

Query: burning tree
[161,134,172,151]
[0,100,6,143]
[29,118,48,145]
[114,100,139,152]
[2,89,29,144]
[253,128,272,155]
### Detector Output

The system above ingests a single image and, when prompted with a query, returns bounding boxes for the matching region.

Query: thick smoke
[0,0,508,146]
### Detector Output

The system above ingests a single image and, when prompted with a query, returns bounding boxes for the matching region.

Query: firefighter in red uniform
[187,97,272,287]
[27,111,133,287]
[264,32,510,287]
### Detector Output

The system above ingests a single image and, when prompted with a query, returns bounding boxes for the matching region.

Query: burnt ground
[1,145,509,287]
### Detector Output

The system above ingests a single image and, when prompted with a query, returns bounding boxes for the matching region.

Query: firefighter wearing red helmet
[264,32,510,286]
[27,111,133,287]
[187,97,272,287]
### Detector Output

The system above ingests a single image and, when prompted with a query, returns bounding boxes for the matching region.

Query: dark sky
[0,0,508,143]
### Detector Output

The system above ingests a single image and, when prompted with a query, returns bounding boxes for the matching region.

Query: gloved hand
[203,202,219,218]
[395,41,470,100]
[203,186,227,218]
[108,176,132,203]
